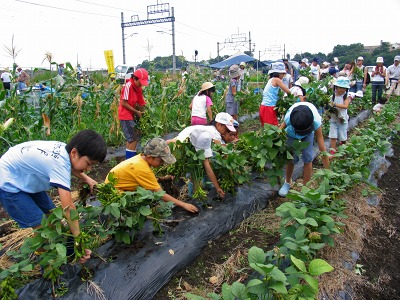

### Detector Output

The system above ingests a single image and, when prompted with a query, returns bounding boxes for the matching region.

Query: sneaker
[278,182,291,197]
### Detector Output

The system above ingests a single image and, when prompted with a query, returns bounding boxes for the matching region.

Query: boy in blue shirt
[278,102,330,197]
[0,129,107,262]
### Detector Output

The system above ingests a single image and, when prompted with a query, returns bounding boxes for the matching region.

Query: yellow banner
[104,50,115,77]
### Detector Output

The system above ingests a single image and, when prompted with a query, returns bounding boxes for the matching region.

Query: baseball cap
[290,105,314,136]
[189,128,213,158]
[133,68,149,86]
[294,76,309,86]
[215,112,236,132]
[143,138,176,164]
[394,55,400,61]
[357,56,364,61]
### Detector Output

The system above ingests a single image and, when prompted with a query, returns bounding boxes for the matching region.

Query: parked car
[114,64,135,83]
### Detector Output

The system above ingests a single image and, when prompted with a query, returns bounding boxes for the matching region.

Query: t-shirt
[1,72,11,83]
[282,74,293,89]
[0,141,71,193]
[175,125,223,144]
[106,155,160,191]
[118,79,147,120]
[284,102,322,139]
[191,94,213,119]
[329,93,350,124]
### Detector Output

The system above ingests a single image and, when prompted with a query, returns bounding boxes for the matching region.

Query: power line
[15,0,119,18]
[73,0,143,14]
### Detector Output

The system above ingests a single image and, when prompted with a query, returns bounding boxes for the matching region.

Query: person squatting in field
[106,137,199,213]
[260,62,291,126]
[119,68,149,159]
[189,82,215,125]
[0,129,107,263]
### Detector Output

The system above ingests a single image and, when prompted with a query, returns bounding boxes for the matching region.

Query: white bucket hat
[268,62,287,74]
[376,57,384,63]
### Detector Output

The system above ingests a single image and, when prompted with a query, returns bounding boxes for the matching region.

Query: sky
[1,0,400,71]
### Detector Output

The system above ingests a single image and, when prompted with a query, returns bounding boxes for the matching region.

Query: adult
[225,64,241,120]
[282,58,294,78]
[299,58,309,70]
[181,67,188,83]
[350,56,365,93]
[320,62,330,79]
[16,67,29,91]
[369,57,386,105]
[76,64,83,81]
[1,68,12,95]
[309,58,320,81]
[238,62,247,91]
[386,55,400,100]
[118,68,149,159]
[58,63,65,76]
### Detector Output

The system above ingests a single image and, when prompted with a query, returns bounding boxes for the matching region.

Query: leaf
[309,259,334,276]
[110,203,121,218]
[221,283,235,300]
[184,293,206,300]
[269,281,288,294]
[302,274,319,292]
[248,246,266,264]
[139,205,152,216]
[231,281,247,298]
[291,255,306,273]
[269,267,288,282]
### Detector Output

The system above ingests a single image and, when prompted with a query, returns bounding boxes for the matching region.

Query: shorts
[0,189,55,228]
[226,101,239,116]
[287,132,314,164]
[120,120,140,143]
[191,116,207,125]
[259,105,278,126]
[328,121,348,142]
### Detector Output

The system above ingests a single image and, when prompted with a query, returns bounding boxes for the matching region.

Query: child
[106,137,198,213]
[278,102,330,197]
[0,129,107,263]
[282,63,293,89]
[373,96,388,113]
[260,62,291,126]
[225,64,241,120]
[290,76,309,102]
[187,128,235,198]
[167,112,236,146]
[119,68,149,159]
[328,76,354,155]
[189,82,215,125]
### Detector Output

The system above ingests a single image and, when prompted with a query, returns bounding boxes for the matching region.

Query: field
[0,65,400,299]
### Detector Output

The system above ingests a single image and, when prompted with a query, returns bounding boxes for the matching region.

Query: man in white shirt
[1,68,12,96]
[386,55,400,100]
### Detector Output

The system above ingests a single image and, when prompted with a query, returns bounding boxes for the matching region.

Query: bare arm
[275,78,291,94]
[203,159,225,198]
[315,127,329,169]
[121,100,143,117]
[58,188,80,237]
[156,188,198,213]
[206,105,213,121]
[72,169,97,192]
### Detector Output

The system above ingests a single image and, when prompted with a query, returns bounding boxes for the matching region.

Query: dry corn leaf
[182,280,192,291]
[41,113,51,136]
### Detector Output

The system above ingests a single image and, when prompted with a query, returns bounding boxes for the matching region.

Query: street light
[124,32,138,40]
[122,33,138,65]
[156,30,176,74]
